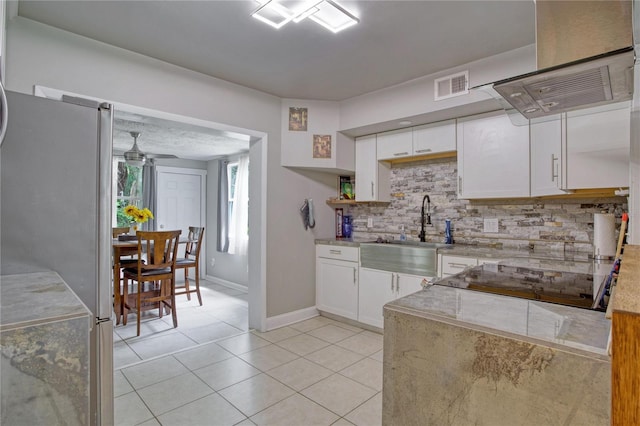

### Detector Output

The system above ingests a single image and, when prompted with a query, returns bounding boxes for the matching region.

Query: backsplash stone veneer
[347,157,627,253]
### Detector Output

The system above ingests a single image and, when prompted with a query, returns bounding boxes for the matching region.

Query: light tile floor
[114,279,248,369]
[114,316,383,426]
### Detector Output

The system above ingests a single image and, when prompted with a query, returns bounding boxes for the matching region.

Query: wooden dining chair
[112,227,130,237]
[112,227,142,325]
[175,227,205,305]
[121,230,182,336]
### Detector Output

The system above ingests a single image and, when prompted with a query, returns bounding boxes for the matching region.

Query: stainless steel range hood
[477,0,634,121]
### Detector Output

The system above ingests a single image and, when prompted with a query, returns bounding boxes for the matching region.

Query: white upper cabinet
[530,102,630,194]
[376,120,457,161]
[565,102,630,189]
[457,111,530,199]
[355,135,391,202]
[530,116,566,196]
[376,128,413,160]
[412,119,456,155]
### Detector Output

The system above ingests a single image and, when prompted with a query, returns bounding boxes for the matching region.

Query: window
[112,158,143,227]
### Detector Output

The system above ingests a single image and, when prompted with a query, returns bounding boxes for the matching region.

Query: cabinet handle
[396,273,400,294]
[458,176,462,194]
[329,249,342,255]
[353,267,357,284]
[390,274,395,292]
[371,181,374,198]
[393,152,409,156]
[551,154,559,182]
[448,262,470,269]
[415,148,432,153]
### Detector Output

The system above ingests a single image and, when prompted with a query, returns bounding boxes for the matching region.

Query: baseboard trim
[205,275,248,293]
[265,306,319,331]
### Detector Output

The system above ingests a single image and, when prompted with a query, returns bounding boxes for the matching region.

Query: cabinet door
[358,268,396,329]
[355,135,390,202]
[377,129,412,160]
[413,119,456,155]
[396,273,431,298]
[530,116,565,196]
[316,258,358,320]
[566,102,630,189]
[440,255,477,277]
[457,111,530,199]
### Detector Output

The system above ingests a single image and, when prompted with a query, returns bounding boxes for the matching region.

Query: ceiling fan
[123,131,177,166]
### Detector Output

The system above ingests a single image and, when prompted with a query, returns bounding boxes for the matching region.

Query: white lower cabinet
[358,268,432,328]
[358,268,395,329]
[396,272,431,298]
[316,246,359,320]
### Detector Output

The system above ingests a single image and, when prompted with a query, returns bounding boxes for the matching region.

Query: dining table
[112,235,189,325]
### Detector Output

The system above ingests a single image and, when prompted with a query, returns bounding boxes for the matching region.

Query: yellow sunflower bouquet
[123,205,154,228]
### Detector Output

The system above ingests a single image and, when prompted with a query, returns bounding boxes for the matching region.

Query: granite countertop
[611,245,640,314]
[315,238,595,263]
[1,272,91,331]
[315,238,368,247]
[385,284,611,359]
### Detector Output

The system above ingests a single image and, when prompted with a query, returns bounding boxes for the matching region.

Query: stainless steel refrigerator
[1,90,114,424]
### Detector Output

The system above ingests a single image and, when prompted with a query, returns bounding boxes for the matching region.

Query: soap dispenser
[444,219,453,244]
[400,225,407,241]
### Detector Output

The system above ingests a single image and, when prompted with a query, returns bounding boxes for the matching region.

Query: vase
[129,222,138,235]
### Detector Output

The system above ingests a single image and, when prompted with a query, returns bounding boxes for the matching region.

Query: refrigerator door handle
[97,102,114,319]
[96,319,114,426]
[0,81,8,148]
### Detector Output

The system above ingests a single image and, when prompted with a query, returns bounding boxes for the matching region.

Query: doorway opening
[34,85,268,366]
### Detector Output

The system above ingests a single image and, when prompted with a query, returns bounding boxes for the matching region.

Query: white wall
[6,16,333,326]
[338,44,536,133]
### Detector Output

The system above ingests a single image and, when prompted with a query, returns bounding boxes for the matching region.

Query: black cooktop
[434,262,606,311]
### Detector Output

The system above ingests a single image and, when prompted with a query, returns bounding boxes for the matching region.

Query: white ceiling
[15,0,536,159]
[113,112,251,162]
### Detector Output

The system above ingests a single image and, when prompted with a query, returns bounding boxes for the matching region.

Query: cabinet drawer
[441,255,477,275]
[316,245,359,262]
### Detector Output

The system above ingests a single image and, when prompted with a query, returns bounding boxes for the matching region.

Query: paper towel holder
[592,212,616,260]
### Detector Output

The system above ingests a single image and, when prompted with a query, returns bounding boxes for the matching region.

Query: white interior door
[156,167,206,280]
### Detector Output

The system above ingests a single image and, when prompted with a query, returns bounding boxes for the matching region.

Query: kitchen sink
[360,241,452,276]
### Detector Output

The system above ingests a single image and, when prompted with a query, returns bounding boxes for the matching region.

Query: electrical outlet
[210,258,216,267]
[483,218,499,233]
[367,217,373,228]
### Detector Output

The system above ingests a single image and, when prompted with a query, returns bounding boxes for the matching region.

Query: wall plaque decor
[288,107,308,131]
[313,134,332,159]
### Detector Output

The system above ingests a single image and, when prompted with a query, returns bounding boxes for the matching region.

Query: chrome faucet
[419,194,431,242]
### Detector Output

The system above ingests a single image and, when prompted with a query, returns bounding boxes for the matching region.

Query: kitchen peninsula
[382,262,611,425]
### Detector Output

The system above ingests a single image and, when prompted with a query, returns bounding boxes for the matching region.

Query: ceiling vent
[434,71,469,101]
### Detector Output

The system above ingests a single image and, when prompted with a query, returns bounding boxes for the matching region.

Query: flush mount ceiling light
[251,0,359,33]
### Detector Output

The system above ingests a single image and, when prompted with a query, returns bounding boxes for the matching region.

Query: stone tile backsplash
[345,157,626,253]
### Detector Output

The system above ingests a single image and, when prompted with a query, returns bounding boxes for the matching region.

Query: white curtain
[217,159,230,252]
[230,154,249,256]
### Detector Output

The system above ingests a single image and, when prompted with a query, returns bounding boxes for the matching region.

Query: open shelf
[326,198,390,206]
